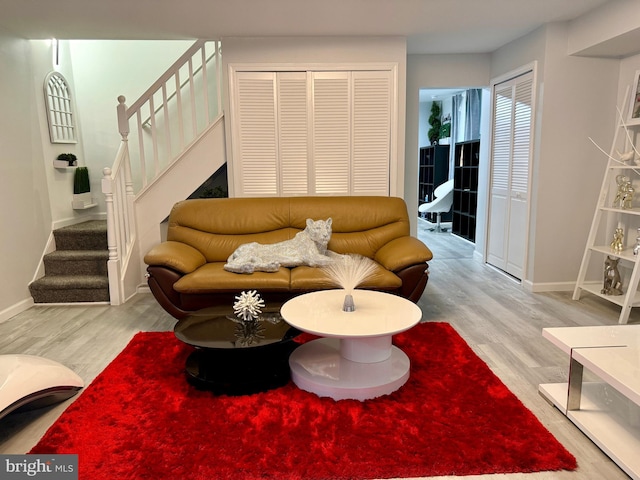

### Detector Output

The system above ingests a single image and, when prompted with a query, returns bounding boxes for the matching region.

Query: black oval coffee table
[174,308,301,395]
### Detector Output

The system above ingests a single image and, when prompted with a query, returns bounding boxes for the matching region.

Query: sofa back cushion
[288,196,410,258]
[166,196,410,261]
[167,198,293,262]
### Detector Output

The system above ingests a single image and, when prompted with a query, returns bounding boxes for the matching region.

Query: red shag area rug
[30,322,576,479]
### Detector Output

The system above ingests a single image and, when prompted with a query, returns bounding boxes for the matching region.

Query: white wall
[68,40,194,215]
[619,52,640,103]
[490,24,619,289]
[535,25,618,288]
[418,100,433,149]
[0,33,52,320]
[567,0,640,57]
[30,40,94,230]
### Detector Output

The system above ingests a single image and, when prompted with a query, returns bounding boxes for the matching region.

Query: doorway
[418,88,484,241]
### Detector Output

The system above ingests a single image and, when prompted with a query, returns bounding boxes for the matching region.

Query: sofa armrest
[374,236,433,272]
[144,241,207,274]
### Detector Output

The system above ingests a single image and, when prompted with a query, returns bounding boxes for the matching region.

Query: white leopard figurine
[224,218,333,274]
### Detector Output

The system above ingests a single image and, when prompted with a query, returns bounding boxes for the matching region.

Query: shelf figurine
[610,227,624,254]
[602,256,623,296]
[623,181,635,209]
[634,228,640,255]
[613,175,634,209]
[616,149,636,164]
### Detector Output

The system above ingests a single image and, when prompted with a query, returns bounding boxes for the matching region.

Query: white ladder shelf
[573,87,640,325]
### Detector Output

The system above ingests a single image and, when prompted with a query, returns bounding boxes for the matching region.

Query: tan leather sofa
[144,196,433,319]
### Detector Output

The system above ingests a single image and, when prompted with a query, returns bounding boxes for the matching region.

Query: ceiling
[0,0,614,54]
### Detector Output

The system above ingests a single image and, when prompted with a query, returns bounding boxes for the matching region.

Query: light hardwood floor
[0,222,636,479]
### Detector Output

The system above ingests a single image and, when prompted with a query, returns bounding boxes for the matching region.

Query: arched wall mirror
[44,71,77,144]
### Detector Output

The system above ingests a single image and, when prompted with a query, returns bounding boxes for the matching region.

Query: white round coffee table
[281,289,422,401]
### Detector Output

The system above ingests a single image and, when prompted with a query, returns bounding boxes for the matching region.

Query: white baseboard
[52,211,106,231]
[526,281,576,293]
[0,297,34,324]
[483,262,576,293]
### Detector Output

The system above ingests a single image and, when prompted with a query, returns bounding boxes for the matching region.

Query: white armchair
[419,179,454,232]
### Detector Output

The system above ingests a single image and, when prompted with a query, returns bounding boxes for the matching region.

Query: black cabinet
[418,145,450,223]
[452,140,480,242]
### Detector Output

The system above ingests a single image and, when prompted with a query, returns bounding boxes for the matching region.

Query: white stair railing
[102,39,222,304]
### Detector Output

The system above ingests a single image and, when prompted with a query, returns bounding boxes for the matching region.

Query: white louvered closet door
[278,72,309,196]
[487,70,534,280]
[311,72,351,194]
[231,69,392,197]
[352,71,391,195]
[232,72,279,196]
[311,71,391,195]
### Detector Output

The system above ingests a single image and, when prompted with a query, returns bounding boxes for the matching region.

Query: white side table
[539,325,640,480]
[281,289,422,401]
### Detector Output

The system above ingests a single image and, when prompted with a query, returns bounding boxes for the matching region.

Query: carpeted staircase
[29,220,110,303]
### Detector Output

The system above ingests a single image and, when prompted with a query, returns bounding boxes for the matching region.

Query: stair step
[44,250,109,276]
[29,275,110,303]
[54,220,107,251]
[32,220,110,304]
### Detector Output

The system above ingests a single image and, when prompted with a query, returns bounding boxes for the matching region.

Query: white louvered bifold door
[352,71,391,195]
[506,76,533,278]
[486,84,512,272]
[487,70,534,280]
[231,69,393,197]
[311,71,391,195]
[311,72,351,195]
[231,72,279,196]
[278,72,309,195]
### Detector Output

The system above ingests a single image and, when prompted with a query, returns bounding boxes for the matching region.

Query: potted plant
[428,102,442,145]
[72,166,93,209]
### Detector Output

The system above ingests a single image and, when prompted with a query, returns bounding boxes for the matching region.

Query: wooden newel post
[102,167,117,264]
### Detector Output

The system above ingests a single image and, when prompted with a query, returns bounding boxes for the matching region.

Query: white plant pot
[72,192,94,209]
[53,159,76,168]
